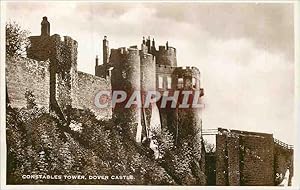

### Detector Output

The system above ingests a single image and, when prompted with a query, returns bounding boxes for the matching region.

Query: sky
[5,2,295,144]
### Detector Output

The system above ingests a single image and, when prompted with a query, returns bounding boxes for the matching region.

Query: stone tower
[103,36,109,65]
[109,47,142,142]
[41,16,50,36]
[27,17,78,121]
[95,36,205,151]
[173,66,204,161]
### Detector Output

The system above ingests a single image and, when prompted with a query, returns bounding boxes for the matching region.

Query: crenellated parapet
[173,66,202,90]
[155,45,177,67]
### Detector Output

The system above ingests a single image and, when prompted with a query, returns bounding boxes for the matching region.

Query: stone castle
[6,17,205,161]
[6,17,293,186]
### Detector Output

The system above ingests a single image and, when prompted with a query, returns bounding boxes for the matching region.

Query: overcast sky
[6,2,295,144]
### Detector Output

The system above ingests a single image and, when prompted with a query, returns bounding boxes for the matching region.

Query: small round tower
[173,66,204,161]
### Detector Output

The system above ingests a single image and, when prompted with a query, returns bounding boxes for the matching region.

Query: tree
[6,21,30,57]
[203,139,216,153]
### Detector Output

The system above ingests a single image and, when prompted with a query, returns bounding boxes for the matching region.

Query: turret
[146,36,151,53]
[95,55,99,66]
[151,38,156,53]
[155,44,177,67]
[27,17,78,121]
[41,16,50,36]
[103,36,109,65]
[173,66,204,162]
[142,36,146,45]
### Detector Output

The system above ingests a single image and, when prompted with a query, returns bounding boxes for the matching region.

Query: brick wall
[6,57,50,111]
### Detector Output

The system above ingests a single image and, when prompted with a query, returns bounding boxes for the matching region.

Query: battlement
[50,34,78,53]
[155,45,177,67]
[112,46,139,54]
[174,66,201,79]
[158,45,176,53]
[77,71,110,84]
[27,33,78,68]
[52,34,78,47]
[140,51,155,59]
[176,66,200,73]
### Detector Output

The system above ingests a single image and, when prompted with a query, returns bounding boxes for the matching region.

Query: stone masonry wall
[6,57,50,111]
[216,134,228,185]
[155,46,177,67]
[227,136,240,185]
[215,129,274,186]
[75,71,112,120]
[240,133,274,186]
[274,144,293,185]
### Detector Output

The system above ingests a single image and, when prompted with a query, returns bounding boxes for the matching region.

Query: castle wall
[215,129,275,186]
[6,57,50,111]
[205,153,216,185]
[215,133,228,185]
[227,136,240,185]
[75,71,112,120]
[240,133,274,185]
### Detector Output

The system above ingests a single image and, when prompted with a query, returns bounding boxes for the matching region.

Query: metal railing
[274,138,294,150]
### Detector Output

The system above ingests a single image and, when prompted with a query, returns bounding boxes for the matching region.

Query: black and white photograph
[0,0,298,188]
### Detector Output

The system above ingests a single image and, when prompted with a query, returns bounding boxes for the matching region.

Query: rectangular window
[167,76,172,89]
[158,76,163,88]
[177,78,183,89]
